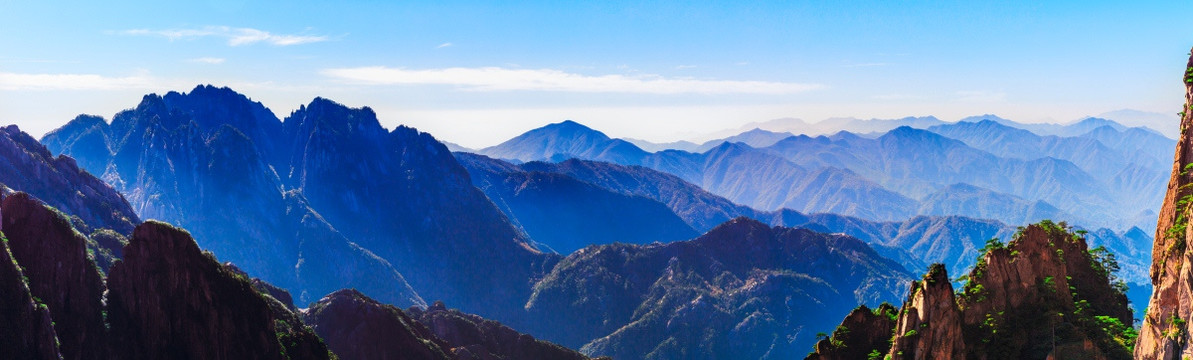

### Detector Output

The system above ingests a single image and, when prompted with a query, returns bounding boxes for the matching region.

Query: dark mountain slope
[305,289,598,360]
[1,193,108,360]
[304,289,453,360]
[0,224,63,359]
[458,153,698,253]
[107,221,334,360]
[516,158,754,232]
[410,301,596,360]
[0,124,138,235]
[523,218,912,359]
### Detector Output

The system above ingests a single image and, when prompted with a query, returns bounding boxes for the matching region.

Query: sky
[1,1,1191,148]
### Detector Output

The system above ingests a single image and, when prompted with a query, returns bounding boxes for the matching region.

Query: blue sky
[1,1,1191,147]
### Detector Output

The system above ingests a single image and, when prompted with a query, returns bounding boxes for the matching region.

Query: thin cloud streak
[121,26,328,46]
[436,42,453,48]
[0,72,159,91]
[321,66,822,95]
[188,57,226,64]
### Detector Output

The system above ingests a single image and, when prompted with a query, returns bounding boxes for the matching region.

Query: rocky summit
[808,221,1136,360]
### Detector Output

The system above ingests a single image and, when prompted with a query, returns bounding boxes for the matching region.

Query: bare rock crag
[1136,47,1193,360]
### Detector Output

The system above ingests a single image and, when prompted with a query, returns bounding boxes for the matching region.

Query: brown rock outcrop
[889,264,966,360]
[1,192,108,360]
[1137,47,1193,360]
[816,221,1135,360]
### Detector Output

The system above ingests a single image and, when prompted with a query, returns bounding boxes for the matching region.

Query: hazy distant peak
[541,120,608,138]
[958,114,1013,123]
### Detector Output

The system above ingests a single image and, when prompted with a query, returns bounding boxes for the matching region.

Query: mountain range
[477,118,1165,232]
[18,85,935,359]
[0,83,1165,359]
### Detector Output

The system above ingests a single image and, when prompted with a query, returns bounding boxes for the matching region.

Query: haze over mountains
[0,84,1166,359]
[478,116,1168,233]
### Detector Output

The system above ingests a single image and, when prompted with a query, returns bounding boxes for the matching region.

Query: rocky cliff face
[107,220,332,360]
[1137,47,1193,360]
[1,193,108,360]
[813,222,1135,360]
[888,264,966,360]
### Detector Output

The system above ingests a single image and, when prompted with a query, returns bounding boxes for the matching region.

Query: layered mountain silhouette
[480,119,1162,232]
[459,151,1155,312]
[457,152,698,253]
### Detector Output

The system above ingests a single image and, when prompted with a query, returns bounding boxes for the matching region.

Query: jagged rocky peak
[816,221,1136,360]
[1137,47,1193,360]
[107,220,332,360]
[889,264,965,360]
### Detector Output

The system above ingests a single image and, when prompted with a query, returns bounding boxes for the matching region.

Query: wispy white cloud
[121,26,328,46]
[321,66,822,95]
[188,57,226,64]
[956,90,1006,103]
[436,42,453,49]
[675,65,698,70]
[0,72,158,91]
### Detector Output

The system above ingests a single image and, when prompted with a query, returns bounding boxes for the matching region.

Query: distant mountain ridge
[476,119,1159,231]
